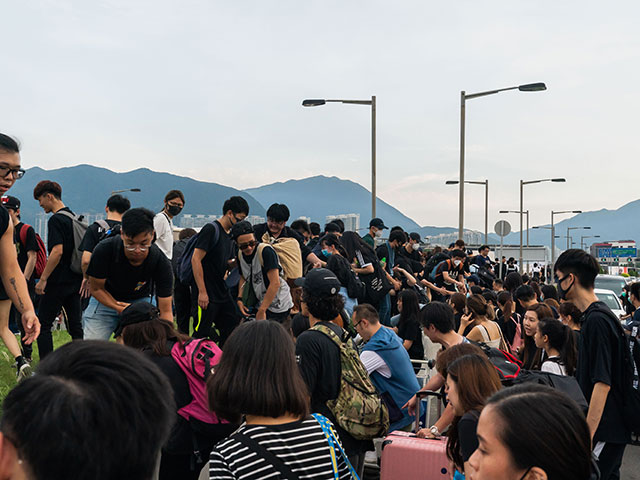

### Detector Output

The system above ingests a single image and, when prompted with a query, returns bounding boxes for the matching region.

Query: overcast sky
[2,0,639,231]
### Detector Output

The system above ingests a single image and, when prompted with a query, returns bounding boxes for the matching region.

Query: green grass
[0,330,72,404]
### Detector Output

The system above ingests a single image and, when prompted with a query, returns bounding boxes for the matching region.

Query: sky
[2,0,639,232]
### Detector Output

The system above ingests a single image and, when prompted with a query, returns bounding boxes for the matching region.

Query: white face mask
[454,259,462,267]
[412,243,420,251]
[375,230,383,238]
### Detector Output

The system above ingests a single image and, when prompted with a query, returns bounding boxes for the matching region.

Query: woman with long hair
[460,295,507,350]
[496,291,521,353]
[394,289,424,366]
[520,303,554,370]
[534,318,578,376]
[449,292,467,332]
[321,233,358,316]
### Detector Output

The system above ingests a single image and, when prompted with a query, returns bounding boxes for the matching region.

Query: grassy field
[0,331,72,404]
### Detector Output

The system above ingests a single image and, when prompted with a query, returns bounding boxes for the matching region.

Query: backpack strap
[96,219,110,231]
[231,432,300,480]
[18,223,29,247]
[55,209,77,221]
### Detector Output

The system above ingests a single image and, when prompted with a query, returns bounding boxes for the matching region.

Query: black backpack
[509,370,588,412]
[424,252,450,277]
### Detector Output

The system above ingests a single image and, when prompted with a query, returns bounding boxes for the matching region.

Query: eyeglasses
[123,243,152,252]
[0,166,25,180]
[238,240,257,250]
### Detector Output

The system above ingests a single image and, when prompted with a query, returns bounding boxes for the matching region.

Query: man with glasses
[191,196,249,346]
[84,208,173,340]
[33,180,84,357]
[231,220,293,322]
[153,189,185,260]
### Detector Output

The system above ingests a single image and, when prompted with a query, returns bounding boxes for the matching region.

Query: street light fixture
[581,235,600,251]
[447,179,489,244]
[111,188,141,195]
[550,210,582,270]
[458,82,547,240]
[519,178,566,272]
[302,96,377,218]
[567,226,591,249]
[500,210,529,247]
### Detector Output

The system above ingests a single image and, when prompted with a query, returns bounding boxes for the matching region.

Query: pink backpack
[171,338,226,424]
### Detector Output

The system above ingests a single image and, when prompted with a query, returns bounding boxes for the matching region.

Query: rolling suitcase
[380,391,449,480]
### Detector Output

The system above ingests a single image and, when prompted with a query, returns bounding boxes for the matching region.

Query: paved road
[622,444,640,480]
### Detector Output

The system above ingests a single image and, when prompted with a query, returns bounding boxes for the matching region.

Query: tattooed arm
[0,220,40,344]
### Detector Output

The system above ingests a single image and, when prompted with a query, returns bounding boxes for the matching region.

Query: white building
[326,213,360,232]
[179,214,219,229]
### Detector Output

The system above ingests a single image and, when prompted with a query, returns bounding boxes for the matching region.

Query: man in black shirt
[375,230,405,325]
[555,249,630,479]
[192,196,249,346]
[84,208,173,340]
[79,194,130,299]
[33,180,83,358]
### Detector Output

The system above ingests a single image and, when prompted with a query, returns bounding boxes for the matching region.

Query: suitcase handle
[416,390,444,399]
[415,390,445,433]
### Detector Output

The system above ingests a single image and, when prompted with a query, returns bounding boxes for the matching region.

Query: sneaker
[16,362,32,382]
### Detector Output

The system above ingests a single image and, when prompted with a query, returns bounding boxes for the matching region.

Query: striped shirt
[209,416,353,480]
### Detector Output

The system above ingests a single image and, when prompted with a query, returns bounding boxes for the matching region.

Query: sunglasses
[238,240,257,250]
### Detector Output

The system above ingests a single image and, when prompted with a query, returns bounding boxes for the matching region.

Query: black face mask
[167,205,182,216]
[556,274,574,300]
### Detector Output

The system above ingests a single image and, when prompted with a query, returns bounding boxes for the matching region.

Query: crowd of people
[0,131,637,480]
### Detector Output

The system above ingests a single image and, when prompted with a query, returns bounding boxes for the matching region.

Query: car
[594,274,627,296]
[594,288,625,320]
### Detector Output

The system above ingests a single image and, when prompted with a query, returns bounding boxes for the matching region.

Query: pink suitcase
[379,390,450,480]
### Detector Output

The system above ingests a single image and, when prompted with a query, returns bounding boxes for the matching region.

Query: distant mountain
[9,165,265,226]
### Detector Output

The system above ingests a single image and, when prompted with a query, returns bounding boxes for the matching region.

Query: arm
[465,325,483,342]
[421,279,451,296]
[24,250,37,282]
[403,339,414,351]
[156,296,173,323]
[586,382,610,440]
[306,251,322,268]
[257,268,280,320]
[402,372,445,415]
[79,251,92,298]
[443,270,464,289]
[236,274,250,316]
[384,270,401,290]
[417,403,455,439]
[35,244,62,295]
[0,224,39,344]
[353,264,374,275]
[191,248,208,309]
[89,277,127,312]
[394,266,417,287]
[458,314,475,336]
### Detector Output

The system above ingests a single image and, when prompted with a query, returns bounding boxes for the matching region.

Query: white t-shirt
[541,357,566,376]
[360,350,391,378]
[153,212,174,260]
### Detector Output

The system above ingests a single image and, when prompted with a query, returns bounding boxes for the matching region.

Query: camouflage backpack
[311,323,389,440]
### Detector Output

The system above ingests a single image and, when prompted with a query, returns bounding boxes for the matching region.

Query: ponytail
[538,318,577,376]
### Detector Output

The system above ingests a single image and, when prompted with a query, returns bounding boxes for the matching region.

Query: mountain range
[6,164,638,248]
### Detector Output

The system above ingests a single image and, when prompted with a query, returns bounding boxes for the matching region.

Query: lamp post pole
[549,210,582,271]
[448,179,489,244]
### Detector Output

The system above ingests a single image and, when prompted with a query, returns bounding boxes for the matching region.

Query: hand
[256,308,267,321]
[461,313,473,326]
[458,283,467,294]
[312,261,323,269]
[237,300,249,316]
[115,301,130,313]
[21,310,40,344]
[79,279,91,298]
[198,292,209,310]
[392,279,402,290]
[35,279,47,296]
[416,428,436,439]
[402,394,417,417]
[440,289,451,296]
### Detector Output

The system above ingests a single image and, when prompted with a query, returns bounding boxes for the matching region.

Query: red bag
[19,224,47,279]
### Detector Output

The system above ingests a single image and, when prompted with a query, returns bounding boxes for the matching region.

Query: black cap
[113,302,159,337]
[369,218,388,230]
[1,196,20,210]
[231,220,254,240]
[409,232,421,242]
[294,268,342,297]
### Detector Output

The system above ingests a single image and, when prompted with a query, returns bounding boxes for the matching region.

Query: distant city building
[425,230,484,247]
[245,215,266,226]
[35,212,49,244]
[591,240,637,263]
[180,214,219,229]
[326,213,360,232]
[296,216,311,224]
[80,213,105,224]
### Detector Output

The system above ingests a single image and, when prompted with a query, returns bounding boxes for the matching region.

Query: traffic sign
[494,220,511,237]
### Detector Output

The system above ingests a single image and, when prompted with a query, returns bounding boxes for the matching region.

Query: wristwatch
[429,425,440,436]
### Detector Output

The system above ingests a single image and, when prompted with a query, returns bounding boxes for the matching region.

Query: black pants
[38,284,83,359]
[193,298,239,348]
[597,442,626,480]
[174,278,194,334]
[10,283,37,359]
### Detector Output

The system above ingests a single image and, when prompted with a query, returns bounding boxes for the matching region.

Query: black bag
[360,260,392,304]
[424,252,450,278]
[471,340,522,381]
[510,370,588,412]
[346,270,366,301]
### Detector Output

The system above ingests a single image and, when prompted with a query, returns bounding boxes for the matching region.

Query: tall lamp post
[303,97,377,218]
[581,235,600,251]
[500,210,529,246]
[550,210,582,270]
[519,178,566,272]
[111,188,141,195]
[458,82,546,240]
[567,226,591,249]
[446,179,488,244]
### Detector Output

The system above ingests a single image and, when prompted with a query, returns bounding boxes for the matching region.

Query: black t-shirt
[47,207,81,285]
[0,208,8,297]
[326,254,352,289]
[253,223,310,260]
[458,410,480,462]
[397,315,424,361]
[14,222,38,272]
[194,221,233,302]
[87,236,173,302]
[576,301,630,443]
[79,219,121,253]
[397,245,423,273]
[242,244,280,289]
[376,244,393,274]
[435,259,462,287]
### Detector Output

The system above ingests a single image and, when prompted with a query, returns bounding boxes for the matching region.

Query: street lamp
[303,96,377,218]
[111,188,141,195]
[567,226,591,249]
[458,82,546,240]
[520,178,565,272]
[447,179,489,244]
[549,210,582,270]
[500,210,529,247]
[581,235,600,251]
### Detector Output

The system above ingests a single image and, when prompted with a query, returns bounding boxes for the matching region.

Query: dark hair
[230,220,254,240]
[353,303,379,325]
[541,284,559,301]
[522,273,530,284]
[544,298,560,311]
[478,245,489,252]
[266,203,290,222]
[515,285,536,302]
[179,227,197,240]
[309,222,321,236]
[398,289,420,328]
[450,249,466,259]
[222,196,250,216]
[290,219,310,235]
[629,282,640,304]
[554,249,599,289]
[504,272,523,293]
[520,304,552,369]
[493,278,504,288]
[324,222,341,234]
[208,322,309,422]
[484,384,592,480]
[0,133,20,154]
[302,290,345,321]
[389,230,407,244]
[527,302,554,320]
[331,218,345,233]
[341,231,376,262]
[497,291,515,320]
[409,232,421,242]
[530,281,541,300]
[467,294,494,320]
[33,180,62,200]
[106,194,131,214]
[470,285,483,295]
[449,292,467,314]
[121,207,155,238]
[121,318,190,357]
[1,341,174,480]
[446,354,502,471]
[455,239,465,248]
[435,342,485,377]
[538,318,577,376]
[321,233,348,257]
[482,290,498,306]
[558,301,583,324]
[164,189,184,204]
[419,301,455,333]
